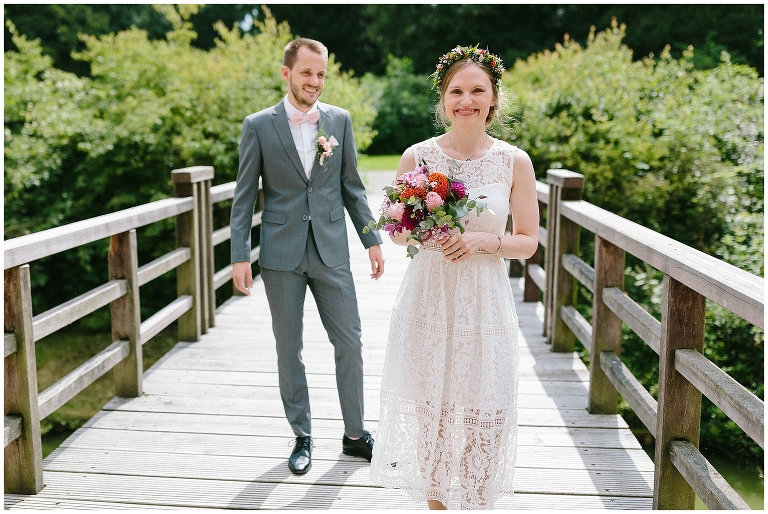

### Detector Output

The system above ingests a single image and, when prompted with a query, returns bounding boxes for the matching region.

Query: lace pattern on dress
[370,137,520,510]
[412,137,514,190]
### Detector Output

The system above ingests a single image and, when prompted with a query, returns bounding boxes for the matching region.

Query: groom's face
[282,46,327,110]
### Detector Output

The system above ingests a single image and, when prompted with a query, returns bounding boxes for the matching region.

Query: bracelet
[478,234,504,255]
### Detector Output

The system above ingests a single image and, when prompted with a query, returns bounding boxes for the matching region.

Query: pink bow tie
[291,111,319,126]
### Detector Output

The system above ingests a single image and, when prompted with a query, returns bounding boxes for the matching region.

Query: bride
[369,45,539,510]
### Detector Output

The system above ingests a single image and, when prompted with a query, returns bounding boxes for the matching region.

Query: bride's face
[442,64,496,127]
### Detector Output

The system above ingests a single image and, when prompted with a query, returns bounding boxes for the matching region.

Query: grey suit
[230,99,382,438]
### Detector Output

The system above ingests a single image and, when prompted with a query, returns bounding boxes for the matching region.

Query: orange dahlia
[400,187,427,201]
[429,173,450,199]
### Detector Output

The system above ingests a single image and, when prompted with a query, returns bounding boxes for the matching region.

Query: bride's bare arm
[388,147,417,247]
[503,149,540,259]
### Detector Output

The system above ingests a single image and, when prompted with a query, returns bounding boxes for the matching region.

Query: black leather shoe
[342,433,374,461]
[288,436,312,475]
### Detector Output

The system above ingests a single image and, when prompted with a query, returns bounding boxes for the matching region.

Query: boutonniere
[316,127,339,166]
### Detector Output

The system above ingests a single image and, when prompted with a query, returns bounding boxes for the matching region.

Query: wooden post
[506,213,524,277]
[109,230,142,397]
[200,174,215,330]
[173,166,215,334]
[653,275,705,509]
[523,242,542,303]
[522,197,546,303]
[172,166,216,334]
[508,259,524,278]
[588,236,625,413]
[4,265,43,494]
[546,170,584,352]
[173,166,215,342]
[543,187,554,338]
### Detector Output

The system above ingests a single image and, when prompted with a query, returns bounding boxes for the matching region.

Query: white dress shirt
[283,96,319,178]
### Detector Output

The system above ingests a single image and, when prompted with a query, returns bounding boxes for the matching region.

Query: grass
[36,323,179,457]
[357,153,400,172]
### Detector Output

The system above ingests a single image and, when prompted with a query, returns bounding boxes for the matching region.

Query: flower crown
[431,45,505,92]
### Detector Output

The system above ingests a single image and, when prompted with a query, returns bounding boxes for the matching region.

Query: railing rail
[521,169,764,510]
[3,198,194,271]
[2,165,254,494]
[4,164,762,510]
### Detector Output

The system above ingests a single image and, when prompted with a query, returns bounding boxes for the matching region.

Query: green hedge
[504,22,763,468]
[4,7,376,322]
[362,56,438,155]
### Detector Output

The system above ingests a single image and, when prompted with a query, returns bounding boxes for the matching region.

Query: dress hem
[369,472,515,510]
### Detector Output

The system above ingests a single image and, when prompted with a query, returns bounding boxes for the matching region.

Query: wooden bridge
[4,167,763,509]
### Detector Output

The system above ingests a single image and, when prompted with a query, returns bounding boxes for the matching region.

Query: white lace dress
[370,137,519,509]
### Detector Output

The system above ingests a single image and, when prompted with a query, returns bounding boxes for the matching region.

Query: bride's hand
[440,232,483,262]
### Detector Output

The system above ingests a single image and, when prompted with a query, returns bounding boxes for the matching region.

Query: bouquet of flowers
[363,159,485,258]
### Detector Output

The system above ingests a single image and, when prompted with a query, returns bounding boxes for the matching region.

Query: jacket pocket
[262,210,287,224]
[329,206,345,222]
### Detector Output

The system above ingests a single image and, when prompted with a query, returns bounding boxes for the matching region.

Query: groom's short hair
[284,38,329,69]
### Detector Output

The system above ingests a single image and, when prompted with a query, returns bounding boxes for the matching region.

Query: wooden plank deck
[5,193,654,510]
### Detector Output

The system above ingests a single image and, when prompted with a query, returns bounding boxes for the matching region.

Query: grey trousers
[260,225,366,438]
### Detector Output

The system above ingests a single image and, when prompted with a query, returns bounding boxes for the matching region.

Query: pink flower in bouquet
[425,191,444,212]
[451,181,467,199]
[397,165,429,188]
[413,173,430,189]
[388,202,405,221]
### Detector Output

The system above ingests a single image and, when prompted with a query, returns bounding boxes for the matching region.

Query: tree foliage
[505,21,764,256]
[503,22,763,468]
[6,5,763,78]
[362,56,438,155]
[4,6,376,321]
[267,4,764,76]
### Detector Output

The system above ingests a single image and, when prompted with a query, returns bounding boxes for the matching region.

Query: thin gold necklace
[448,132,489,161]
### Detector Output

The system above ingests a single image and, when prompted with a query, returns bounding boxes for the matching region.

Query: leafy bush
[505,21,763,256]
[503,21,763,468]
[4,6,377,322]
[363,56,439,155]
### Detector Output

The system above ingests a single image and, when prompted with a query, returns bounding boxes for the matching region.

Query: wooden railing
[5,166,763,509]
[3,166,262,494]
[516,169,764,510]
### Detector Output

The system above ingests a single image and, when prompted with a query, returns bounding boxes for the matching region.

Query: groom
[230,38,384,475]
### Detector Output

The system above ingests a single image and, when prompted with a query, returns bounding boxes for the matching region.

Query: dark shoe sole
[342,448,372,461]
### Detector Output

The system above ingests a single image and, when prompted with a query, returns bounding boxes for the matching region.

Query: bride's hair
[434,59,506,129]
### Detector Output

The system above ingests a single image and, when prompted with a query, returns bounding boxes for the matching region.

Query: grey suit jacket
[230,100,382,271]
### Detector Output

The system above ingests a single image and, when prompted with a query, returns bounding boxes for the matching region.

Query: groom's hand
[369,244,385,280]
[232,261,253,295]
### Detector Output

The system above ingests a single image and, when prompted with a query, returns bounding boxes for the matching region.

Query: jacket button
[307,187,313,192]
[302,215,309,221]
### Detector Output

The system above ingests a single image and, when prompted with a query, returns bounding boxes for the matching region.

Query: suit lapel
[271,102,308,183]
[309,102,341,182]
[308,104,332,185]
